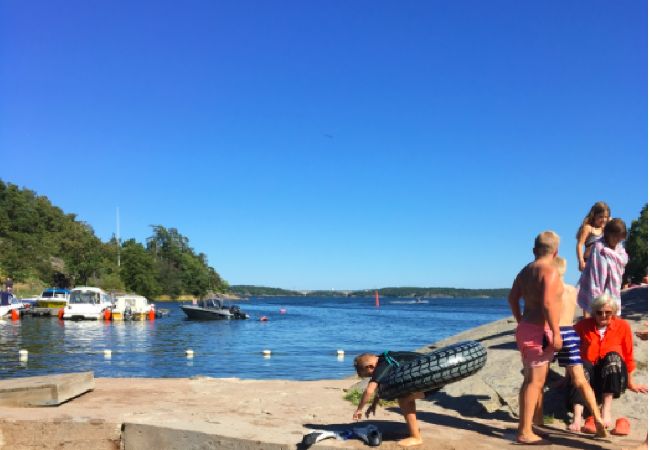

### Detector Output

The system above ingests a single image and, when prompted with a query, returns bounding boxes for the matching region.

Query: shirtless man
[552,257,608,437]
[508,231,563,445]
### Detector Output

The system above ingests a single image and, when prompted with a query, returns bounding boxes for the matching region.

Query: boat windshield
[198,299,223,309]
[69,291,100,304]
[41,291,67,299]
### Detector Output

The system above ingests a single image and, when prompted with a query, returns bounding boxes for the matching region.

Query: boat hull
[180,305,246,320]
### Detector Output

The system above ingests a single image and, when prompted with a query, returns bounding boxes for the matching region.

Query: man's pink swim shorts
[515,321,554,368]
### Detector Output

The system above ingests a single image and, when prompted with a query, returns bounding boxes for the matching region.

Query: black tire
[377,340,487,400]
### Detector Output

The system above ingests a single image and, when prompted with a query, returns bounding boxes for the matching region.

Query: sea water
[0,296,510,380]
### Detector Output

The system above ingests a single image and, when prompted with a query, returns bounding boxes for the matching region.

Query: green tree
[625,204,648,283]
[120,239,160,298]
[59,221,105,285]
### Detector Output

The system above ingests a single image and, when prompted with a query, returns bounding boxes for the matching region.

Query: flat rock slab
[0,371,94,407]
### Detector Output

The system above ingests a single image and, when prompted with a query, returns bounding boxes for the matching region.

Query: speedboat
[112,294,154,320]
[33,288,70,315]
[0,292,25,318]
[63,287,114,320]
[180,298,249,320]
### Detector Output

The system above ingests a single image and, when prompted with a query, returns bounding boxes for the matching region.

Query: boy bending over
[353,352,427,447]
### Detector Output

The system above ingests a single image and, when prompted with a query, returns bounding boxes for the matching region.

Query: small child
[353,351,425,447]
[553,257,608,437]
[577,218,628,317]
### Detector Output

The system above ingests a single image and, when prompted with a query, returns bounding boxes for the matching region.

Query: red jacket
[574,317,635,373]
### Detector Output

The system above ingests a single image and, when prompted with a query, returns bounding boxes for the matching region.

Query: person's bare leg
[569,403,584,432]
[567,365,607,437]
[517,364,548,443]
[533,384,544,426]
[397,392,424,447]
[600,393,613,428]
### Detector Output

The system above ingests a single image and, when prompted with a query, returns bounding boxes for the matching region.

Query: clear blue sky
[1,1,647,290]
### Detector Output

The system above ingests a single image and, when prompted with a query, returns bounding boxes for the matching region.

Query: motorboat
[33,288,70,316]
[180,298,249,320]
[63,287,114,320]
[112,294,154,320]
[0,291,25,318]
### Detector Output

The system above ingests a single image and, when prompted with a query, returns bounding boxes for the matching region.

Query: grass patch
[343,388,397,407]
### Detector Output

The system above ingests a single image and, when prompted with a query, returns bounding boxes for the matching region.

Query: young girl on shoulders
[576,201,610,271]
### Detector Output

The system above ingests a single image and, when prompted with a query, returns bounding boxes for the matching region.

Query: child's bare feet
[594,420,608,438]
[398,437,423,447]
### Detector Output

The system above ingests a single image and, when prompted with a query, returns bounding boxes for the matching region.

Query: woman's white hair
[590,293,619,316]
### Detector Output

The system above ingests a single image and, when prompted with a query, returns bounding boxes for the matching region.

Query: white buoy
[186,349,194,358]
[262,349,272,356]
[104,349,112,358]
[18,349,28,361]
[336,350,345,356]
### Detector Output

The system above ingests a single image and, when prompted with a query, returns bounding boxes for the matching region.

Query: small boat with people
[112,294,155,320]
[180,298,249,320]
[63,287,114,320]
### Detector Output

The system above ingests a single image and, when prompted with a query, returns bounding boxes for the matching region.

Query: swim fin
[352,424,382,447]
[301,429,342,448]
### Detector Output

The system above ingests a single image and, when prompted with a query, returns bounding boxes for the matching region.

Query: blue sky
[1,1,647,290]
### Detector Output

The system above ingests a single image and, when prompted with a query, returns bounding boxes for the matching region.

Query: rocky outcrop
[418,287,648,428]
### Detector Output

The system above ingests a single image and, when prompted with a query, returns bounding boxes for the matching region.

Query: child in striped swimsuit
[553,257,607,437]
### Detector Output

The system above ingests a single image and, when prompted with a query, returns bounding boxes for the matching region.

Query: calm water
[0,297,510,380]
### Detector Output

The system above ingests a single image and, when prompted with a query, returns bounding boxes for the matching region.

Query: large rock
[418,287,648,431]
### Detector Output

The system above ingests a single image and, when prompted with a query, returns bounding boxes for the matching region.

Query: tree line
[228,285,511,298]
[0,180,227,298]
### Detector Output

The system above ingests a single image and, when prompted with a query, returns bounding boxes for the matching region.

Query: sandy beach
[0,287,646,449]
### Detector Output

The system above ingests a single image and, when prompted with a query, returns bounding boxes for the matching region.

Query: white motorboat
[63,287,114,320]
[0,292,25,318]
[112,294,154,320]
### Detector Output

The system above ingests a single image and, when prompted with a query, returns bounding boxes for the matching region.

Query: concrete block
[122,423,343,450]
[0,372,94,407]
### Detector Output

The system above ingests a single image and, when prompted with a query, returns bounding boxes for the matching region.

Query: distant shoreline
[227,285,510,299]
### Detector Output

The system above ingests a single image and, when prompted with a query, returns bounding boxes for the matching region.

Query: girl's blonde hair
[576,201,610,239]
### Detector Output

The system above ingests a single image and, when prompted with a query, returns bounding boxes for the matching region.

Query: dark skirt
[567,351,628,413]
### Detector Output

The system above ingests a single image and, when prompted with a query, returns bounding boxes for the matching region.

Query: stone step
[0,372,94,407]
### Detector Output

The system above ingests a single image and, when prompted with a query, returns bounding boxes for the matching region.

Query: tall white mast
[116,207,121,267]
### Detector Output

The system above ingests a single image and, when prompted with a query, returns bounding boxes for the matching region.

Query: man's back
[514,261,561,326]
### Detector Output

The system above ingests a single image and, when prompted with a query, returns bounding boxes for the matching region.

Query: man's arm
[541,266,563,350]
[507,276,522,323]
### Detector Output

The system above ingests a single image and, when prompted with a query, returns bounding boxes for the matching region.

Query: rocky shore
[0,287,646,449]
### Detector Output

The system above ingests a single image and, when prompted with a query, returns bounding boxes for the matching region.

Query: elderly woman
[568,294,647,433]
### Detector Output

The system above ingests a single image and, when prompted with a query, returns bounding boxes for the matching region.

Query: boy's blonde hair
[552,256,567,277]
[353,353,375,377]
[534,231,560,257]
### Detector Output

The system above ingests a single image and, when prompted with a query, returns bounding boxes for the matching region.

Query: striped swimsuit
[556,326,582,367]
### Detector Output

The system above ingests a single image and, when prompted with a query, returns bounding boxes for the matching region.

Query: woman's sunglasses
[596,310,613,317]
